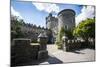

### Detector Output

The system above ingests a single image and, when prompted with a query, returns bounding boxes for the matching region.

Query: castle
[46,9,76,43]
[11,9,76,44]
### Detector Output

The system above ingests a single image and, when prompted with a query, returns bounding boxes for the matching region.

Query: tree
[11,15,25,39]
[73,18,95,40]
[56,27,65,49]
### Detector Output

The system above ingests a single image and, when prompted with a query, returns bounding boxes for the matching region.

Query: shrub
[55,41,62,49]
[56,26,74,49]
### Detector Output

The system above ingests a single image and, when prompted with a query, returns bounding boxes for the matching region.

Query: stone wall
[11,38,39,66]
[11,35,48,66]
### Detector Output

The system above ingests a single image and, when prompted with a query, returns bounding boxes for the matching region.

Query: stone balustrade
[62,38,95,51]
[62,37,82,51]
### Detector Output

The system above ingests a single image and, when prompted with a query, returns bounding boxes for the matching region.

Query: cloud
[76,6,95,26]
[32,2,60,13]
[11,6,23,19]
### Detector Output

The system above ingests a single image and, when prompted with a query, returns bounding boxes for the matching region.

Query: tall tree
[73,18,95,40]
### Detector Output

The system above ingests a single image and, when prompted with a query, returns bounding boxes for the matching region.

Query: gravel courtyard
[40,44,95,64]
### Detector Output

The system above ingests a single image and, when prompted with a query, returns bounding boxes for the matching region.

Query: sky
[11,0,95,27]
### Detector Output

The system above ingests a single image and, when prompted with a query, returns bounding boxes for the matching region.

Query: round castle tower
[58,9,76,31]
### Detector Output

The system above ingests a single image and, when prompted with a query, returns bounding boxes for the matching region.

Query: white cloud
[11,6,23,19]
[76,6,95,26]
[32,2,60,13]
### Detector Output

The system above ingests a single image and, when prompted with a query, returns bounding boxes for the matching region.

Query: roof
[38,32,47,38]
[58,9,75,16]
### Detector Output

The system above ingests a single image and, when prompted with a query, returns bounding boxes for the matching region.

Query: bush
[55,41,62,49]
[56,26,74,49]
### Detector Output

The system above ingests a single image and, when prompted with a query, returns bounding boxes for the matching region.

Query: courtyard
[40,44,95,64]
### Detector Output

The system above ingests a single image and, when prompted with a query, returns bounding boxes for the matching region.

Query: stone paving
[40,44,95,64]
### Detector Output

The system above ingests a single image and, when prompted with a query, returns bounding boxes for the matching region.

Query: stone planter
[38,32,48,50]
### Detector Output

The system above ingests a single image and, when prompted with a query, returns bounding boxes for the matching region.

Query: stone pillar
[62,35,68,51]
[72,40,75,49]
[37,32,48,60]
[67,40,71,51]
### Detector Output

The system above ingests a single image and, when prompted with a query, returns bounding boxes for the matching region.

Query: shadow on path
[12,55,63,67]
[68,48,95,54]
[70,51,85,54]
[47,55,63,64]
